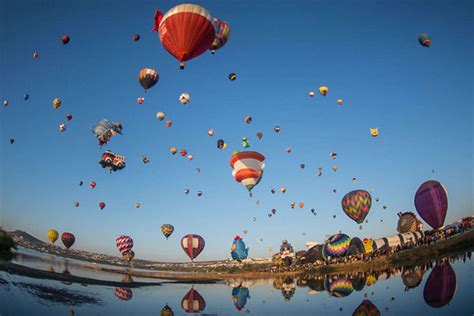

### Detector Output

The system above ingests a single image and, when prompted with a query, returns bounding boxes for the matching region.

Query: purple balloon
[414,180,448,229]
[423,262,457,308]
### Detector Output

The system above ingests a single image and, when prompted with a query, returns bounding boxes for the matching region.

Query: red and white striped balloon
[230,151,265,193]
[115,235,133,256]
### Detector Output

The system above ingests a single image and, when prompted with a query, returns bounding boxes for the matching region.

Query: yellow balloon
[47,229,59,244]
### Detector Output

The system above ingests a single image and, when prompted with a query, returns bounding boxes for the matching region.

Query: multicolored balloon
[61,232,75,249]
[324,277,353,298]
[47,229,59,244]
[418,32,431,47]
[115,287,133,301]
[138,68,159,91]
[341,190,372,224]
[153,4,216,69]
[116,235,134,256]
[230,151,265,193]
[181,234,205,261]
[160,304,174,316]
[161,224,174,239]
[414,180,448,229]
[322,233,351,260]
[210,18,230,54]
[181,288,206,313]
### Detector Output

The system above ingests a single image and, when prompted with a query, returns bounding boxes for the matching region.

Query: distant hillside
[8,230,47,245]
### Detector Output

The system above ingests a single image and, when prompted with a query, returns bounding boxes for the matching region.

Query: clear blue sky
[1,0,472,261]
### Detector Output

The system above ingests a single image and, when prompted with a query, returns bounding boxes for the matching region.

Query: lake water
[1,249,472,315]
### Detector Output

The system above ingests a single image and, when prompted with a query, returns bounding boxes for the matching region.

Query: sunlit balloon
[341,190,372,224]
[47,229,59,245]
[370,128,379,137]
[230,151,265,193]
[179,93,190,105]
[59,124,66,132]
[181,234,205,261]
[210,18,231,54]
[161,224,175,239]
[138,68,159,91]
[156,112,165,121]
[208,128,214,136]
[245,116,252,124]
[309,91,315,97]
[53,98,62,109]
[116,235,134,256]
[337,99,343,105]
[170,147,177,155]
[318,86,328,96]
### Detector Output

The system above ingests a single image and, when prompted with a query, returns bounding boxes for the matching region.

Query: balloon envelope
[116,235,134,256]
[414,180,448,229]
[341,190,372,224]
[423,262,456,308]
[61,232,75,249]
[181,288,206,313]
[47,229,59,244]
[181,234,205,261]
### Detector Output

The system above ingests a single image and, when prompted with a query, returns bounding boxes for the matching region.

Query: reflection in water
[160,304,175,316]
[402,266,425,291]
[324,277,353,298]
[114,287,133,301]
[181,288,206,313]
[231,285,250,311]
[13,280,102,306]
[423,261,457,308]
[352,299,381,316]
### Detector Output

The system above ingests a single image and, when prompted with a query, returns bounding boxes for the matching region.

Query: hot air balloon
[286,147,292,153]
[115,287,133,301]
[116,235,134,256]
[363,238,376,254]
[73,201,79,208]
[423,262,456,308]
[79,181,83,186]
[153,4,216,69]
[337,99,343,105]
[195,168,200,174]
[332,165,337,172]
[208,128,214,136]
[256,132,263,140]
[353,300,381,316]
[170,147,177,155]
[210,18,231,54]
[341,190,372,224]
[229,73,237,81]
[309,91,315,97]
[187,154,193,161]
[230,151,265,193]
[280,187,286,193]
[8,138,14,144]
[161,224,174,239]
[99,202,106,210]
[418,32,431,47]
[33,51,38,59]
[370,128,379,137]
[47,229,59,245]
[142,156,150,163]
[156,112,165,121]
[91,119,123,146]
[89,181,96,189]
[181,234,205,261]
[298,202,304,208]
[179,92,190,104]
[272,208,277,215]
[66,114,72,121]
[414,180,448,229]
[322,233,351,260]
[138,68,159,91]
[61,232,75,249]
[24,94,29,101]
[3,100,8,107]
[319,86,328,96]
[300,164,305,169]
[137,97,144,104]
[181,288,206,313]
[242,137,250,148]
[245,116,252,124]
[59,124,66,132]
[231,236,249,260]
[61,35,70,44]
[346,237,365,256]
[165,120,173,128]
[330,153,337,159]
[217,139,226,149]
[290,202,296,209]
[179,149,187,157]
[274,126,281,133]
[184,188,190,194]
[132,34,140,41]
[53,98,61,109]
[397,212,422,233]
[123,250,135,263]
[324,277,353,298]
[197,191,203,197]
[160,304,174,316]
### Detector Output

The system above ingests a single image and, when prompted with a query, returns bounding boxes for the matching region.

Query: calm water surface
[1,249,472,315]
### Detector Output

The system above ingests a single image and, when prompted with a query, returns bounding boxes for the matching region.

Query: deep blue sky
[1,0,472,261]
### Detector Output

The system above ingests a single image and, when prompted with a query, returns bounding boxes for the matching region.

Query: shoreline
[2,228,473,285]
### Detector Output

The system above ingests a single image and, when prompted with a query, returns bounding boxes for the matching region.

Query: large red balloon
[414,180,448,229]
[153,4,216,69]
[423,262,457,308]
[181,234,205,261]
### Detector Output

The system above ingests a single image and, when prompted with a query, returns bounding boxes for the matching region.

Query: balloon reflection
[181,288,206,313]
[423,261,457,308]
[232,285,250,311]
[115,287,133,301]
